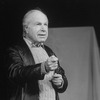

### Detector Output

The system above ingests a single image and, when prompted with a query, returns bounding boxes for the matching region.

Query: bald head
[23,10,48,26]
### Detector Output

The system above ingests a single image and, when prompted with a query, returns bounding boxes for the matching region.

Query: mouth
[38,34,46,37]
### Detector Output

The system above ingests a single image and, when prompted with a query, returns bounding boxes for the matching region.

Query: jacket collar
[15,37,53,62]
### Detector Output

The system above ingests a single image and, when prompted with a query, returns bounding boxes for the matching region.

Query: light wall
[46,27,100,100]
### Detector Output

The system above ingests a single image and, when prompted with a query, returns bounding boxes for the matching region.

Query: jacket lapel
[18,38,53,65]
[19,38,35,65]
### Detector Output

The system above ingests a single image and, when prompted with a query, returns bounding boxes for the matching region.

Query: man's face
[25,11,48,43]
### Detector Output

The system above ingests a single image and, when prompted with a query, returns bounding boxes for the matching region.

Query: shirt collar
[23,37,44,48]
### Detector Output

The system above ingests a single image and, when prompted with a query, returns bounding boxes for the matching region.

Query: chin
[39,40,45,43]
[39,39,46,43]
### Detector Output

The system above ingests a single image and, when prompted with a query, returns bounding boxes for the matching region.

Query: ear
[24,25,29,33]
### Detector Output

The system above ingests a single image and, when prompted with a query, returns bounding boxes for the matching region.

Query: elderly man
[8,9,68,100]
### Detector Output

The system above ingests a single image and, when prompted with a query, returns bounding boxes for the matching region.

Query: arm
[8,47,45,84]
[44,45,68,92]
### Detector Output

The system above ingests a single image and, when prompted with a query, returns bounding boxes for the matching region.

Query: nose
[41,25,46,32]
[41,24,45,29]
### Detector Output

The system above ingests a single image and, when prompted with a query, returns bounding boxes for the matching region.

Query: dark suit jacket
[8,39,68,100]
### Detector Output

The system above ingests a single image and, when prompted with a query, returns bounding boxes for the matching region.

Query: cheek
[32,27,40,34]
[28,28,36,37]
[30,28,37,35]
[31,27,36,32]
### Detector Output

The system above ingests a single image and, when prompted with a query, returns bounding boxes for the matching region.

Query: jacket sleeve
[8,46,45,85]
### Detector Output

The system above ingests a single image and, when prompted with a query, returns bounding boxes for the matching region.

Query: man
[8,9,68,100]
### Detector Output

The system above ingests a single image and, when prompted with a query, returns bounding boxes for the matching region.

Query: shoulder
[8,38,28,55]
[10,38,28,49]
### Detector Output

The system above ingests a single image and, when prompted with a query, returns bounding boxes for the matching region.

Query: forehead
[24,10,48,25]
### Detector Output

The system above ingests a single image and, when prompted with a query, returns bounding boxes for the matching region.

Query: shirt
[24,38,55,100]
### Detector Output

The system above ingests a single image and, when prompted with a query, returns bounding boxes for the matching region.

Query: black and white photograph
[0,0,100,100]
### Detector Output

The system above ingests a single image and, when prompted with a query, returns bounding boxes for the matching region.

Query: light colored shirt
[24,38,55,100]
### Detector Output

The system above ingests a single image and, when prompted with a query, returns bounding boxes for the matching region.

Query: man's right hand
[44,55,58,72]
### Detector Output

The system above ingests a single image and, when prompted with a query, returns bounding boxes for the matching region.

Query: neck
[24,36,44,47]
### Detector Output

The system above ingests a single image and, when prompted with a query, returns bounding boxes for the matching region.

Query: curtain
[46,27,100,100]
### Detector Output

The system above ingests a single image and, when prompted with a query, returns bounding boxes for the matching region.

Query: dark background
[1,0,100,47]
[0,0,100,99]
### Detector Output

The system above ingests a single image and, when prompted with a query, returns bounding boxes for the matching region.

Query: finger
[53,78,62,82]
[53,74,62,78]
[50,56,58,62]
[53,81,62,85]
[52,80,62,85]
[53,77,62,81]
[53,82,61,86]
[49,63,58,67]
[49,64,58,70]
[48,61,58,66]
[51,58,58,62]
[53,76,63,81]
[47,60,57,66]
[53,80,63,86]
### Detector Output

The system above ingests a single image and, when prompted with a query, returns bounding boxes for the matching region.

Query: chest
[30,47,56,100]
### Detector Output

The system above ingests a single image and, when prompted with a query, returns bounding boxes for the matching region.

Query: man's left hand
[51,73,63,86]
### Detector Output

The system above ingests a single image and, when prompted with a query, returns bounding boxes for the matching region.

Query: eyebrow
[34,21,48,24]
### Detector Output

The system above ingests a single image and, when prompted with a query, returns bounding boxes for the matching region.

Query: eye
[44,23,48,26]
[36,23,41,25]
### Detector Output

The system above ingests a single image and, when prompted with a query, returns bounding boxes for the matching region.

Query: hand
[51,73,63,86]
[45,55,58,72]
